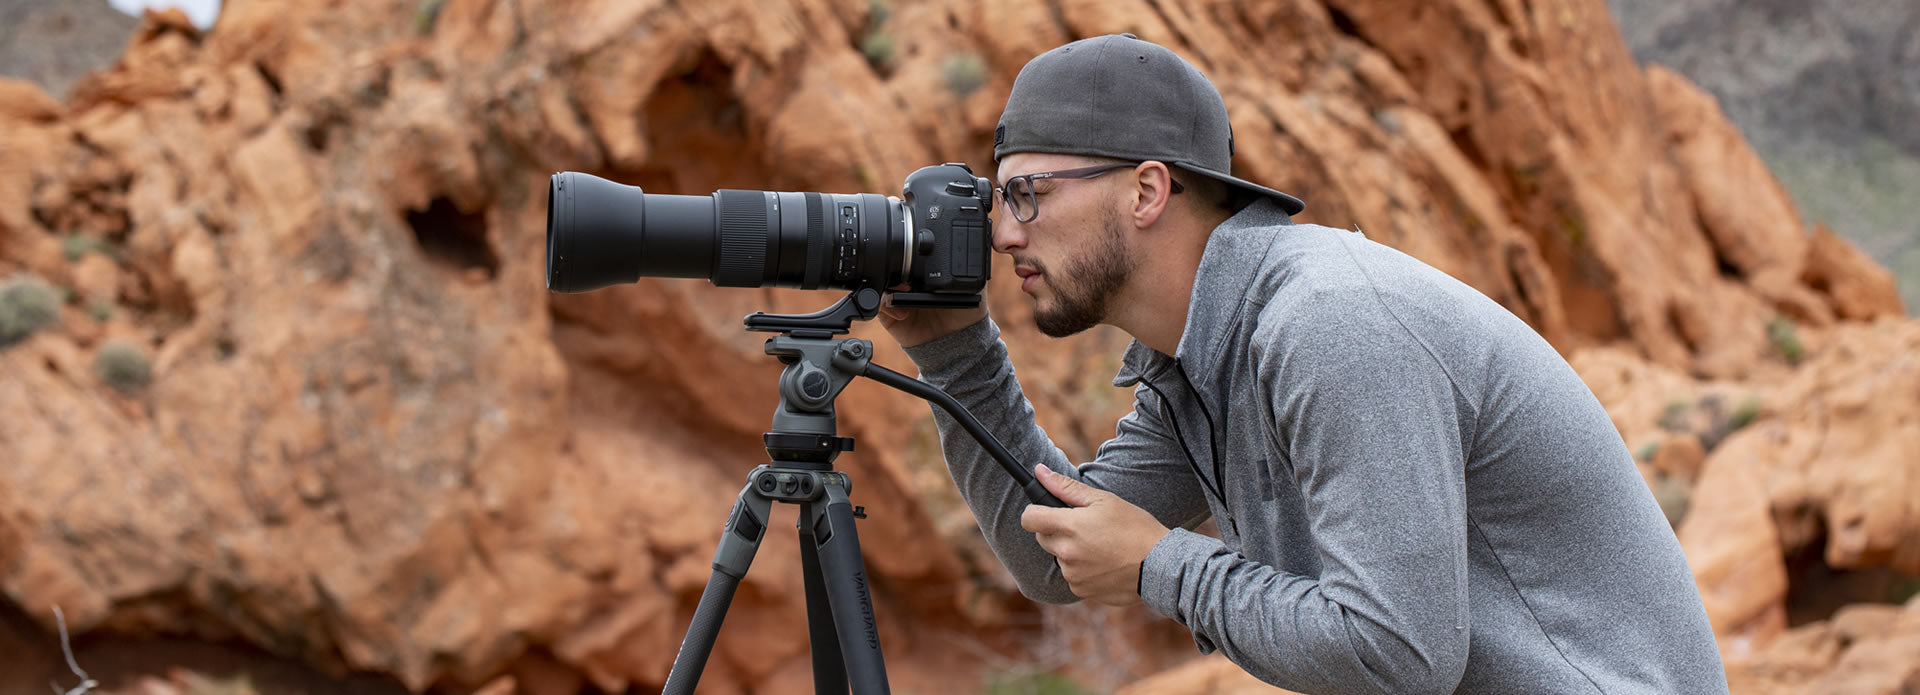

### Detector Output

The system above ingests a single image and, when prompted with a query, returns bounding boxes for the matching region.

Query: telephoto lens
[545,173,909,294]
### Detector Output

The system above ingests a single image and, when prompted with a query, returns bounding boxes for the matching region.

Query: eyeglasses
[994,162,1186,223]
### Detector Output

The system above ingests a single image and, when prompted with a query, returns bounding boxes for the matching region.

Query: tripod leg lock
[713,490,775,577]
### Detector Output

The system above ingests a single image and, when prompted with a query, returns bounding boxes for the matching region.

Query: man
[879,34,1728,694]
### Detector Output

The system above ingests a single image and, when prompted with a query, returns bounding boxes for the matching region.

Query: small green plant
[867,0,890,25]
[62,234,111,261]
[1635,441,1661,463]
[1767,315,1803,365]
[94,339,152,393]
[862,30,896,71]
[1657,399,1691,433]
[980,671,1096,695]
[0,274,61,346]
[1701,394,1764,452]
[88,298,114,323]
[942,53,989,98]
[1727,397,1762,431]
[414,0,447,35]
[1372,107,1402,135]
[1651,472,1691,528]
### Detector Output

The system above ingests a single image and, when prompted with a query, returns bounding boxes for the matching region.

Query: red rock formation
[0,0,1911,693]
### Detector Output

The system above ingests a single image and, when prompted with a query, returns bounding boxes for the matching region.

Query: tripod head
[749,290,1066,507]
[663,289,1067,695]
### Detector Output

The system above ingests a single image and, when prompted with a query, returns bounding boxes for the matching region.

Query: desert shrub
[1651,471,1691,527]
[862,30,896,71]
[1767,315,1803,365]
[94,339,152,393]
[0,274,61,346]
[1635,441,1660,463]
[942,53,988,98]
[1699,395,1764,452]
[980,672,1096,695]
[62,234,112,261]
[414,0,446,34]
[1727,397,1762,430]
[1657,399,1690,432]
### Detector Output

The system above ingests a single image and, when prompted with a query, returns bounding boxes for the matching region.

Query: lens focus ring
[716,190,766,287]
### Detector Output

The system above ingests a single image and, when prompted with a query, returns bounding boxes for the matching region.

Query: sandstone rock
[1804,222,1907,320]
[69,252,120,306]
[1647,66,1812,303]
[1727,596,1920,695]
[0,78,64,123]
[1677,437,1789,659]
[1809,598,1920,694]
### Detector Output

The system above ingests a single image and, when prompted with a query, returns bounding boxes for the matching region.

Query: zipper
[1140,366,1238,536]
[1173,361,1232,534]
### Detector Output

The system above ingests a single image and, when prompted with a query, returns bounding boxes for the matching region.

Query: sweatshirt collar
[1112,199,1292,387]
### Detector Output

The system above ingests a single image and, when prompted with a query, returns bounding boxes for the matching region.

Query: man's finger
[1021,505,1073,535]
[1034,465,1102,507]
[1032,531,1067,557]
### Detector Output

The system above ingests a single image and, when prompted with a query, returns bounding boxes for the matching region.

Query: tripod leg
[663,485,774,695]
[800,503,849,694]
[808,483,891,693]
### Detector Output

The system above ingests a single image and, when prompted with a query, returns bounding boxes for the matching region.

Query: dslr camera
[546,163,993,309]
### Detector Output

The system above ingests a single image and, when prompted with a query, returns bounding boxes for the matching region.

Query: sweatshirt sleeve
[903,316,1212,605]
[1139,290,1473,695]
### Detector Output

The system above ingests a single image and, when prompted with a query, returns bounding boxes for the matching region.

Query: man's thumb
[1035,465,1101,507]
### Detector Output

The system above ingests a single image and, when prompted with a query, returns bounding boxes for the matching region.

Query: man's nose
[992,218,1026,254]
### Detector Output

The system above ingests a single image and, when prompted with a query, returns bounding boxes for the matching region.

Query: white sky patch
[106,0,222,30]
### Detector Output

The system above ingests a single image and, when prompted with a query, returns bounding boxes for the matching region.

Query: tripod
[661,288,1065,695]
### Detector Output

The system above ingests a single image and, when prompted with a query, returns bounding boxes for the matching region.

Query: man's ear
[1130,161,1175,229]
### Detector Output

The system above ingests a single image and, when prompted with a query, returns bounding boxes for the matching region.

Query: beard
[1033,205,1134,338]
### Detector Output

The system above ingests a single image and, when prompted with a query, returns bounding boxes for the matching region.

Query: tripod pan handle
[860,363,1069,508]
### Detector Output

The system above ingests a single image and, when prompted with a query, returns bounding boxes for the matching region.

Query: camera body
[901,163,994,297]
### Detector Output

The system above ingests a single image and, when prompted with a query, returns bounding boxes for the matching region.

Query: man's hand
[1021,465,1171,606]
[876,295,986,348]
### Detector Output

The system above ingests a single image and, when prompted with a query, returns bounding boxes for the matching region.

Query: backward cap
[995,34,1304,215]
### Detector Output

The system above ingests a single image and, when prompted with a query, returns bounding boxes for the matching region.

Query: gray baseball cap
[994,34,1305,216]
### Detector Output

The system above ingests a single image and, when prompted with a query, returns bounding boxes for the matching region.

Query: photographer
[881,34,1728,694]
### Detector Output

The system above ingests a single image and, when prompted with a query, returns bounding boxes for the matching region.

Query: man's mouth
[1015,266,1041,292]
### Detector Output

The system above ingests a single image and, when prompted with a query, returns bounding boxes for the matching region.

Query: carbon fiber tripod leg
[800,503,849,693]
[662,486,773,695]
[809,482,890,693]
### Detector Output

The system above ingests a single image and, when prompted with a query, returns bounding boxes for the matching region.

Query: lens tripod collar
[744,288,883,337]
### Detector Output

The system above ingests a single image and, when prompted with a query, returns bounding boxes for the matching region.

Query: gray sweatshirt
[902,200,1728,694]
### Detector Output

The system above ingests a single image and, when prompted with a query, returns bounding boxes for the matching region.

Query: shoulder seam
[1335,235,1479,424]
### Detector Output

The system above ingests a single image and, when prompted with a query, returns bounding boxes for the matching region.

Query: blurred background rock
[1610,0,1920,312]
[0,0,138,98]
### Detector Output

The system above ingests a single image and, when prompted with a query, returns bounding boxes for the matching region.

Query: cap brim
[1172,162,1305,216]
